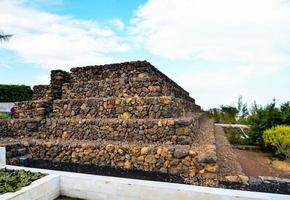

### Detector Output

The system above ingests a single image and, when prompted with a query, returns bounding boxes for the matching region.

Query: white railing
[215,123,249,128]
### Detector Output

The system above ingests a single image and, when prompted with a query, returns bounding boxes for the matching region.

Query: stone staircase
[0,61,217,180]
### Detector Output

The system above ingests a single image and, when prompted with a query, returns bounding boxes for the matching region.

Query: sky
[0,0,290,109]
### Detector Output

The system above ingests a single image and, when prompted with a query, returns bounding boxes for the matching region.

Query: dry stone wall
[0,61,217,180]
[61,75,194,102]
[52,97,198,119]
[0,117,201,145]
[32,85,51,100]
[13,100,52,119]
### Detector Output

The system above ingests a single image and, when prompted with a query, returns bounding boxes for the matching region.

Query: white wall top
[0,103,14,113]
[4,165,290,200]
[0,147,6,167]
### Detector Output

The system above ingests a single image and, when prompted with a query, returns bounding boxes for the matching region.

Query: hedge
[0,84,32,102]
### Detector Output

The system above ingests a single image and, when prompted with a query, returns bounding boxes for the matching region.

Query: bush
[207,106,238,124]
[0,84,32,102]
[0,112,10,119]
[207,96,248,124]
[247,101,290,145]
[225,127,251,145]
[263,125,290,161]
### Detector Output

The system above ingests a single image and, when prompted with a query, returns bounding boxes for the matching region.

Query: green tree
[219,105,239,124]
[0,33,12,41]
[247,100,289,145]
[0,84,32,102]
[207,108,221,123]
[249,101,259,115]
[281,102,290,124]
[237,96,249,122]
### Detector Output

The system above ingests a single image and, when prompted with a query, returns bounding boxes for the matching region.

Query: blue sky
[0,0,290,108]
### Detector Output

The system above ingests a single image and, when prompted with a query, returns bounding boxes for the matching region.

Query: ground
[214,125,244,176]
[234,149,290,178]
[215,124,290,179]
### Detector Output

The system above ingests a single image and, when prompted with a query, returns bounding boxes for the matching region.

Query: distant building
[0,103,14,113]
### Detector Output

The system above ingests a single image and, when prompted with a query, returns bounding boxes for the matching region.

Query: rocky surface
[52,96,198,119]
[0,117,202,145]
[214,125,244,176]
[0,61,214,181]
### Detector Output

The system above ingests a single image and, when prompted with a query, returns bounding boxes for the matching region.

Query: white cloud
[34,74,50,85]
[0,0,129,70]
[0,0,289,106]
[130,0,290,72]
[130,0,290,107]
[110,19,125,31]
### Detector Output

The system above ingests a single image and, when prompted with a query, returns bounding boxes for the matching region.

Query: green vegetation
[0,84,32,102]
[224,127,251,145]
[207,96,248,124]
[208,97,290,161]
[208,106,238,124]
[0,169,44,194]
[247,101,290,145]
[263,125,290,161]
[0,112,10,119]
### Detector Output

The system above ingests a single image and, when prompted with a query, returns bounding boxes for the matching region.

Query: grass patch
[0,169,44,194]
[0,112,10,120]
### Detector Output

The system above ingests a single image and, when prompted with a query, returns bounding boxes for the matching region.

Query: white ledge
[3,165,290,200]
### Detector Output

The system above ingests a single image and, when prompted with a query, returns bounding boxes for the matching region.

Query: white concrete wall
[4,165,290,200]
[0,147,6,167]
[0,174,59,200]
[0,103,14,113]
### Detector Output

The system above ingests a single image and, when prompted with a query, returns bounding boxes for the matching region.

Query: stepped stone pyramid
[0,61,217,181]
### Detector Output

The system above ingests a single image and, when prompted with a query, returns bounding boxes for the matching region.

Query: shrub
[247,101,290,145]
[225,127,251,145]
[0,84,32,102]
[0,112,10,119]
[207,96,248,124]
[263,125,290,161]
[207,106,238,124]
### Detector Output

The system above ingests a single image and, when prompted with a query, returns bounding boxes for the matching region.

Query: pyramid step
[61,76,193,102]
[3,137,217,177]
[69,61,190,99]
[0,116,202,145]
[47,117,201,145]
[13,97,200,120]
[70,61,150,82]
[13,100,52,119]
[52,96,198,119]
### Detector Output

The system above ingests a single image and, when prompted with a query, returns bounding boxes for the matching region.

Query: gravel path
[234,149,290,178]
[214,125,244,177]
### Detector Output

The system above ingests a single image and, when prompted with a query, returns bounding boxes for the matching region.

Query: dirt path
[214,125,244,176]
[234,149,290,178]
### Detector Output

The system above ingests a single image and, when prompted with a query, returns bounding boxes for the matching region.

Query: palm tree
[0,33,12,41]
